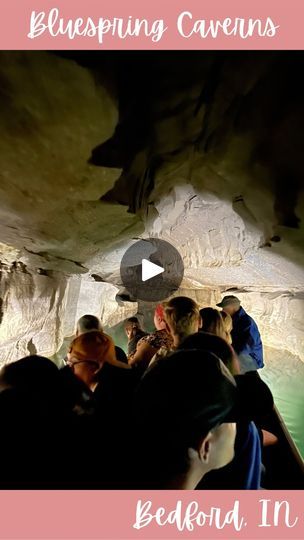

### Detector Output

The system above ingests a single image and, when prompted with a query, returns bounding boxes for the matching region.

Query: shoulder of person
[237,309,254,327]
[148,346,174,369]
[137,333,150,345]
[138,332,155,345]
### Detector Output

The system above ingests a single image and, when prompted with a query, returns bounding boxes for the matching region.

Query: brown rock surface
[0,52,303,364]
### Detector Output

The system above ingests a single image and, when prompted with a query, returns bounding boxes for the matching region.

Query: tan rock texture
[0,52,304,364]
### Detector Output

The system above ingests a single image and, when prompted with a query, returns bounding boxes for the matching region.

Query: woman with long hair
[200,307,229,342]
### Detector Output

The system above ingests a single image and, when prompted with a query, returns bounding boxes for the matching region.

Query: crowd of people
[0,294,276,489]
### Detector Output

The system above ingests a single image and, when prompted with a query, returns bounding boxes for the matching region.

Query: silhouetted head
[133,349,237,488]
[76,314,103,336]
[0,355,63,418]
[0,355,81,487]
[181,331,240,375]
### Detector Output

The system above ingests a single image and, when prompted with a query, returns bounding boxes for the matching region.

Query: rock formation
[0,51,303,364]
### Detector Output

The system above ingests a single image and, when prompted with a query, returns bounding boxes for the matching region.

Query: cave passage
[0,51,303,487]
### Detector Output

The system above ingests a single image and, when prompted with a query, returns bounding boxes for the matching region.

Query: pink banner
[0,490,303,539]
[0,0,304,50]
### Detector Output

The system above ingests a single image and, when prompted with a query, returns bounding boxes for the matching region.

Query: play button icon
[142,259,164,282]
[120,238,184,302]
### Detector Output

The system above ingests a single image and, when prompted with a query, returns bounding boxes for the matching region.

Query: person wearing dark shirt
[115,346,128,364]
[131,350,237,489]
[181,332,273,489]
[217,295,264,372]
[92,362,142,488]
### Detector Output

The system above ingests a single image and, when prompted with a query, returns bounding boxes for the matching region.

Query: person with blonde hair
[199,307,228,342]
[148,296,202,367]
[164,296,202,348]
[221,310,233,345]
[199,307,239,373]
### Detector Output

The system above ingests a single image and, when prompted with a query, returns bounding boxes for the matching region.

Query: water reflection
[262,346,304,460]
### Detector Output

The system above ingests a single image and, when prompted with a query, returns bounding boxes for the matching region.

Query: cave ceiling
[0,50,304,289]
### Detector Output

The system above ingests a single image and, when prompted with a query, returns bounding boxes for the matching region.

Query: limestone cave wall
[0,51,304,365]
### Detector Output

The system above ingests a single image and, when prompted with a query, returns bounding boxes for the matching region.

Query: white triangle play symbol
[142,259,164,282]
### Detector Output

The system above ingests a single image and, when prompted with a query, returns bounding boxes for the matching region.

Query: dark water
[261,347,304,460]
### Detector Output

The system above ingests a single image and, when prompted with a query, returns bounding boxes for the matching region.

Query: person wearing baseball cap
[132,349,237,489]
[180,331,274,489]
[216,295,264,372]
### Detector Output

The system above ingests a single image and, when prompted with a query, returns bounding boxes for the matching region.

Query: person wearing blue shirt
[217,295,264,372]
